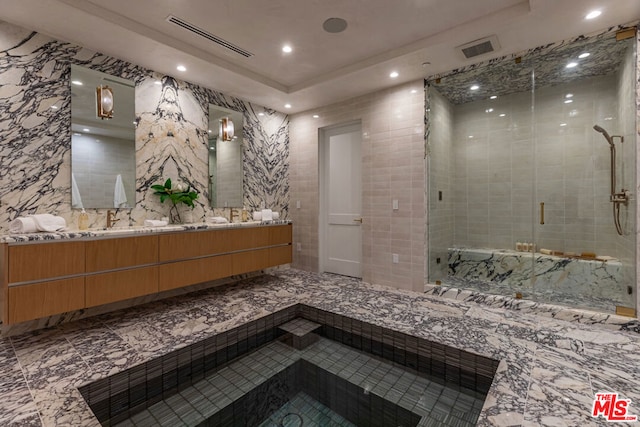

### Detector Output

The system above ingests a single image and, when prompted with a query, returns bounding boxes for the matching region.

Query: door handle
[353,217,363,223]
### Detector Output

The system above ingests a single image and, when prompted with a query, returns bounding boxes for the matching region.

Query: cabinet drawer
[86,236,158,272]
[158,254,233,291]
[8,241,85,283]
[269,224,292,245]
[231,248,272,275]
[269,245,292,266]
[8,277,85,323]
[86,266,158,307]
[159,230,229,262]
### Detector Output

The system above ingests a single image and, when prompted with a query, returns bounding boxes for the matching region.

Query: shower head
[593,125,614,147]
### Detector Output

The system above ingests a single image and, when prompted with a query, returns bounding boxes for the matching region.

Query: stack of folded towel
[143,219,168,227]
[9,214,67,234]
[208,216,229,224]
[252,209,280,221]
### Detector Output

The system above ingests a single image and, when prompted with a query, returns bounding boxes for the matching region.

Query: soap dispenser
[241,207,248,222]
[78,209,89,230]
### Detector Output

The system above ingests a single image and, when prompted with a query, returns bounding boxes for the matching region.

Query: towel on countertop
[252,210,280,221]
[9,214,67,234]
[143,219,168,227]
[208,216,229,224]
[114,174,127,208]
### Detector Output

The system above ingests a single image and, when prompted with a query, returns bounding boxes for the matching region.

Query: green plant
[151,178,198,223]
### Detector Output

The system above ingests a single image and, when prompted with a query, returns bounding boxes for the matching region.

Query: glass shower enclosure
[426,26,637,315]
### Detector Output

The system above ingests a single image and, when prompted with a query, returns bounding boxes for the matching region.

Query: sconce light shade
[219,117,234,141]
[96,85,114,119]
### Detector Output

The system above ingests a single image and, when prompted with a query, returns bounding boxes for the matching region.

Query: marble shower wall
[0,20,288,232]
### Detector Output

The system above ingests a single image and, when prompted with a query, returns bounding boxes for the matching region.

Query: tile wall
[0,20,289,232]
[288,82,426,291]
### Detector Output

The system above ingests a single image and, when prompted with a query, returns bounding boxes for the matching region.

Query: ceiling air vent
[166,15,253,58]
[456,35,500,60]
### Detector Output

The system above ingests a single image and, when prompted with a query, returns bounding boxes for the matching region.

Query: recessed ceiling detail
[166,15,253,58]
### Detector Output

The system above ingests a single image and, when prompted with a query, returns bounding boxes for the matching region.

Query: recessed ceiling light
[564,99,573,104]
[468,135,474,139]
[604,116,613,121]
[578,52,590,59]
[490,95,497,99]
[323,17,348,33]
[71,80,83,86]
[50,105,58,110]
[83,128,90,132]
[585,10,601,20]
[73,133,81,136]
[560,123,567,126]
[282,45,292,53]
[284,103,292,109]
[177,65,187,72]
[566,62,578,69]
[313,114,319,118]
[389,71,399,78]
[499,113,506,117]
[485,108,494,113]
[565,93,573,98]
[470,85,480,91]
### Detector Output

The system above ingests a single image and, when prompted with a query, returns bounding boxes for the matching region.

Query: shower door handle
[540,202,545,225]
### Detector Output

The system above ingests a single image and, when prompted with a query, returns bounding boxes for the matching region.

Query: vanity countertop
[0,220,291,243]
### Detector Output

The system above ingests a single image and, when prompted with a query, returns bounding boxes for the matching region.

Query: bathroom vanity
[0,222,292,324]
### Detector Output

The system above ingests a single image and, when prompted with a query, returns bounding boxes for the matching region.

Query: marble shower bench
[446,247,633,313]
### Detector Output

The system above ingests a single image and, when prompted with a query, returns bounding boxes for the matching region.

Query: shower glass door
[531,33,637,314]
[426,27,637,315]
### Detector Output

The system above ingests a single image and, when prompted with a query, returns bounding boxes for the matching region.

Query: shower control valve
[610,190,631,204]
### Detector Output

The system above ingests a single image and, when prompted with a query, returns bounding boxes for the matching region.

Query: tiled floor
[1,268,640,426]
[116,336,483,427]
[259,392,354,427]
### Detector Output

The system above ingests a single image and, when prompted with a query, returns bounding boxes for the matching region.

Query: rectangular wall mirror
[209,105,243,208]
[71,65,136,209]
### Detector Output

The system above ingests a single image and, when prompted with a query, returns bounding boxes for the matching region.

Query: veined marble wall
[0,20,288,232]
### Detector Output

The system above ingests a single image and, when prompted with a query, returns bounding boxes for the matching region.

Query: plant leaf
[164,178,172,189]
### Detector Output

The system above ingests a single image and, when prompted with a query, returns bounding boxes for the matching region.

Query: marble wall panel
[0,20,289,233]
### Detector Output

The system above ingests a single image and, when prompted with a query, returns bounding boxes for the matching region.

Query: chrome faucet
[106,210,120,228]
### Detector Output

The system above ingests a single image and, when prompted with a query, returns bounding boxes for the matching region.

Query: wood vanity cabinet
[0,224,292,325]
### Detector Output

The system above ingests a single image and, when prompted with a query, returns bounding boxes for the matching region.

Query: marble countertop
[0,219,291,243]
[1,268,639,426]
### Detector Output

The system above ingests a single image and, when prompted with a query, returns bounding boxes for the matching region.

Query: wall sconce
[219,117,234,141]
[96,85,114,119]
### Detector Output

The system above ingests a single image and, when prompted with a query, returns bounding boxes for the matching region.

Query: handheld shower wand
[593,125,629,235]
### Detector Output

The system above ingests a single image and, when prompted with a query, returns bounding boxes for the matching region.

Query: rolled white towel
[9,217,37,234]
[253,211,280,221]
[144,219,168,227]
[208,216,229,224]
[29,214,67,232]
[261,209,273,221]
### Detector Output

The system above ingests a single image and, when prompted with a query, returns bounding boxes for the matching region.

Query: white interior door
[320,122,362,278]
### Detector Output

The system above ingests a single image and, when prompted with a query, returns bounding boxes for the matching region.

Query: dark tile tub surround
[2,269,640,426]
[80,306,496,425]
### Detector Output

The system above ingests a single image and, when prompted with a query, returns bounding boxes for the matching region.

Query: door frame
[318,120,362,274]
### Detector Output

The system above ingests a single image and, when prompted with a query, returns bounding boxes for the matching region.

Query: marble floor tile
[0,268,638,426]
